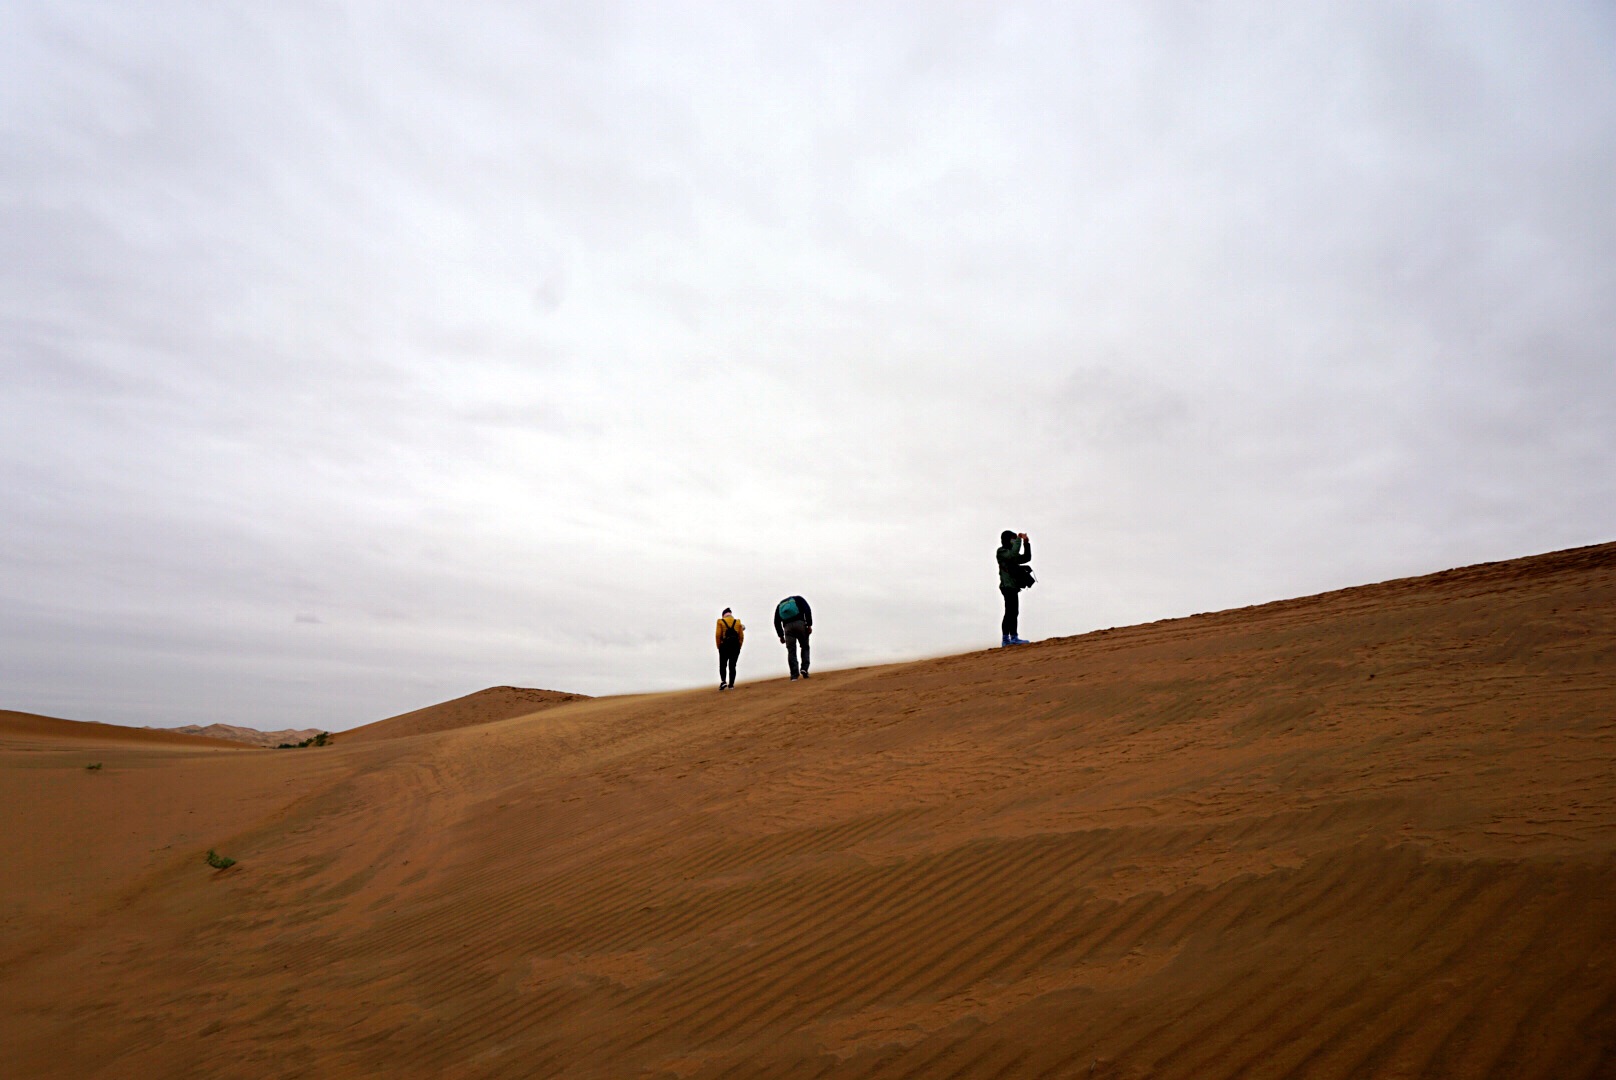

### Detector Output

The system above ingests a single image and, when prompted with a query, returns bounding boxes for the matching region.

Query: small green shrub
[85,762,103,771]
[206,849,236,870]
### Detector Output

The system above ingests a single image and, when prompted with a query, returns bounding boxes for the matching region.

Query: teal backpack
[777,597,801,622]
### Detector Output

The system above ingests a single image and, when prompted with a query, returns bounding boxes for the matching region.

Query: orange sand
[2,543,1614,1078]
[0,710,243,748]
[338,685,588,743]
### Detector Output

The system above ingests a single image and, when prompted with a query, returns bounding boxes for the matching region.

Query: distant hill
[337,685,587,742]
[163,724,324,748]
[0,709,240,748]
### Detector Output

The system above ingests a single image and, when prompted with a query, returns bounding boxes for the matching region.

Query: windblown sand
[3,544,1614,1078]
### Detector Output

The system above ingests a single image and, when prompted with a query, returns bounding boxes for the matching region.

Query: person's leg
[785,632,800,678]
[797,627,810,675]
[1001,587,1018,639]
[719,650,727,687]
[724,650,738,687]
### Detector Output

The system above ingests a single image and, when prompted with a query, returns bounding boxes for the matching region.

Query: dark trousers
[783,621,810,677]
[1001,586,1019,637]
[718,645,739,686]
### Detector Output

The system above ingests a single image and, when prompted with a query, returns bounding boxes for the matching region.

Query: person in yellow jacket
[715,607,745,690]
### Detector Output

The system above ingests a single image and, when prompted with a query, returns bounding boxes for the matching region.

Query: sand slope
[2,543,1614,1078]
[165,723,325,748]
[338,685,588,742]
[0,709,242,749]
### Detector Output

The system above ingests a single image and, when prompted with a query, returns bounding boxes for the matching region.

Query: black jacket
[998,537,1031,590]
[773,595,812,636]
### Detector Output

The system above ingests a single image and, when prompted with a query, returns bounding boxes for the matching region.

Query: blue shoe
[1009,636,1030,646]
[1001,634,1011,647]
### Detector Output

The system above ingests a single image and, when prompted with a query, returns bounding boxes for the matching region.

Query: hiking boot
[1002,634,1012,647]
[1009,636,1030,646]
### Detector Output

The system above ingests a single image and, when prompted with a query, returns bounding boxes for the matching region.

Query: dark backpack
[720,619,740,648]
[1009,563,1036,590]
[777,597,801,623]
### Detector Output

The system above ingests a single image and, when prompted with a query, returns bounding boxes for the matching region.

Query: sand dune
[163,723,325,748]
[2,543,1614,1078]
[338,684,588,742]
[0,709,242,749]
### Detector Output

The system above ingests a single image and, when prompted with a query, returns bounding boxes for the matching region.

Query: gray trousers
[782,620,810,677]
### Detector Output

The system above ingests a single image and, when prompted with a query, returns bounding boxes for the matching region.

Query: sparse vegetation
[85,762,103,771]
[277,731,330,749]
[205,849,236,870]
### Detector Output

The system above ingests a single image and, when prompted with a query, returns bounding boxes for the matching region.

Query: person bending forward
[773,595,813,680]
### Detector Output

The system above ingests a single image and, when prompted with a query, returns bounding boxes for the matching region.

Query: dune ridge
[161,723,324,748]
[337,684,588,742]
[0,709,242,749]
[1,542,1614,1078]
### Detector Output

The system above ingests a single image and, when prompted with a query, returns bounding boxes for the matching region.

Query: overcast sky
[3,2,1613,730]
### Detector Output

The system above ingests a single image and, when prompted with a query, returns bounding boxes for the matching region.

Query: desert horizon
[8,6,1612,1076]
[4,541,1614,1078]
[33,540,1613,742]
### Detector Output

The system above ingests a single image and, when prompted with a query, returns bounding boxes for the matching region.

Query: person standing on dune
[715,607,745,690]
[773,595,813,680]
[998,530,1033,646]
